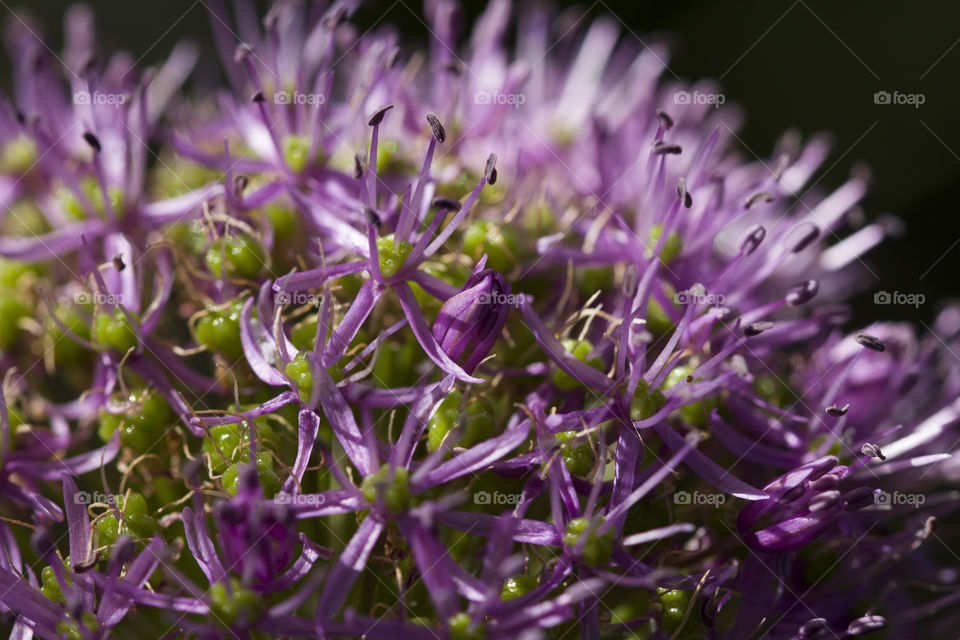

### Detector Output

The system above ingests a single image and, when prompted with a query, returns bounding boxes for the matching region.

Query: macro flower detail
[0,1,956,639]
[432,263,511,373]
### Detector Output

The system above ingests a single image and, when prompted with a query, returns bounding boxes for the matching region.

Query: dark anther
[855,333,886,353]
[744,321,773,337]
[368,104,393,127]
[83,132,101,152]
[426,113,446,143]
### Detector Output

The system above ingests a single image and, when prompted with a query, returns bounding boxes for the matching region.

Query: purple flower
[432,263,511,373]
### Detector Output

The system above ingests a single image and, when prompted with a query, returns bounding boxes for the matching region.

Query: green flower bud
[376,234,414,279]
[361,465,411,513]
[552,339,605,391]
[563,517,615,567]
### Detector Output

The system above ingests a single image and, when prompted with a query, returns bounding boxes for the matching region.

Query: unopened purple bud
[856,333,886,352]
[432,270,510,374]
[786,280,819,306]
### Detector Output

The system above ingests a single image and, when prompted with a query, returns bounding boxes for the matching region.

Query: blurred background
[6,0,960,326]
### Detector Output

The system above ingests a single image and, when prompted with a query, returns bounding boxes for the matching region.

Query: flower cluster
[0,2,957,639]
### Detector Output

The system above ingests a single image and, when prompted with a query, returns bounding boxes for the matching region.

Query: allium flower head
[0,2,956,640]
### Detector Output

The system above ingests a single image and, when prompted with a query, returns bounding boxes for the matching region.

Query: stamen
[788,222,820,253]
[860,442,886,460]
[83,132,101,152]
[354,153,365,179]
[745,191,774,209]
[744,321,773,337]
[855,333,886,352]
[825,403,849,417]
[426,113,446,143]
[484,153,498,185]
[786,280,819,306]
[368,104,393,127]
[432,197,461,212]
[652,140,682,155]
[676,177,692,208]
[656,110,674,129]
[740,225,766,255]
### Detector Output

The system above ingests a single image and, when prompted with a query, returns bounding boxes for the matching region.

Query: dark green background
[7,0,960,326]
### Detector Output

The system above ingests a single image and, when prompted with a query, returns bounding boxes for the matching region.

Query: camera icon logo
[874,490,891,505]
[873,291,891,304]
[73,91,91,105]
[275,492,291,504]
[674,91,691,105]
[474,490,491,505]
[274,91,291,105]
[873,91,891,105]
[274,292,291,305]
[73,491,91,505]
[674,490,691,505]
[474,91,491,105]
